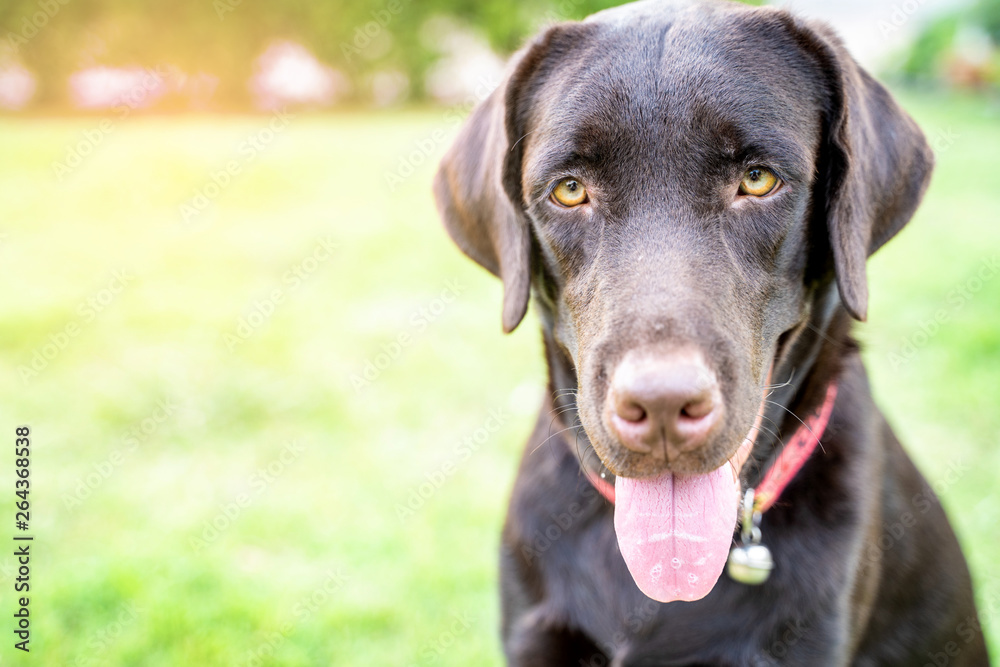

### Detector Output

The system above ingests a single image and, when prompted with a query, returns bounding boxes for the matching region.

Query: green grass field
[0,88,997,665]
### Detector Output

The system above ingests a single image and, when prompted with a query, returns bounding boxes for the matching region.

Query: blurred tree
[0,0,762,110]
[898,0,999,89]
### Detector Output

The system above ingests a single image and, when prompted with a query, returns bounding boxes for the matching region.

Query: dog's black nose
[606,350,722,460]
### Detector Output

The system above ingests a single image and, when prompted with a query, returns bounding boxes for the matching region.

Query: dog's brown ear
[434,81,528,333]
[433,24,585,333]
[791,18,935,321]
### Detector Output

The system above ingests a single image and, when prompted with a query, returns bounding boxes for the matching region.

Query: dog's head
[435,0,932,479]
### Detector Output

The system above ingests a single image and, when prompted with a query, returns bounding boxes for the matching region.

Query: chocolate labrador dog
[434,0,988,664]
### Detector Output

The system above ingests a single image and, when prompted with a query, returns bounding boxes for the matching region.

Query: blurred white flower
[69,66,169,110]
[423,18,504,106]
[0,63,36,110]
[250,41,349,110]
[954,24,994,67]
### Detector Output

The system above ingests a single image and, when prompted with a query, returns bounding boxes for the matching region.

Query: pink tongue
[614,466,738,603]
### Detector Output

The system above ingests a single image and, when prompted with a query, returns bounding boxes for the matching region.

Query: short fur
[433,1,988,664]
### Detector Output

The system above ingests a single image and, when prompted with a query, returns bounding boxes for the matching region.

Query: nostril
[679,396,714,421]
[674,393,720,453]
[617,400,647,423]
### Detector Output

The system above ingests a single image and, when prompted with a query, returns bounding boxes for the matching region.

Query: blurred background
[0,0,997,664]
[2,0,1000,110]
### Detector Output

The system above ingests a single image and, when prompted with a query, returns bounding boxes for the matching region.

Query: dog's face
[513,8,829,478]
[435,0,932,479]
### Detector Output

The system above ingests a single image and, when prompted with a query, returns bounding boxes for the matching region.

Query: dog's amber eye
[739,168,780,197]
[551,178,588,207]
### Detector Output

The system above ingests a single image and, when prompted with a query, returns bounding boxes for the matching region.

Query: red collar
[581,381,839,512]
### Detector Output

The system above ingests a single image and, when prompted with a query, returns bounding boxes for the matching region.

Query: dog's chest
[540,514,790,665]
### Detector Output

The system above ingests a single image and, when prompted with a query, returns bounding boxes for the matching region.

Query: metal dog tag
[728,543,774,585]
[728,489,774,585]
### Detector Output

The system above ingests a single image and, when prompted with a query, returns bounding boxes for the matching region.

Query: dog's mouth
[576,372,770,603]
[613,407,763,602]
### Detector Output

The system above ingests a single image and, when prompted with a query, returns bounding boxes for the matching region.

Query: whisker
[545,401,579,431]
[550,384,580,409]
[548,403,577,419]
[531,422,584,456]
[760,368,795,394]
[764,399,826,453]
[573,425,593,474]
[563,416,590,475]
[727,457,742,482]
[805,321,849,350]
[757,412,785,437]
[546,410,579,439]
[551,388,579,397]
[750,422,785,451]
